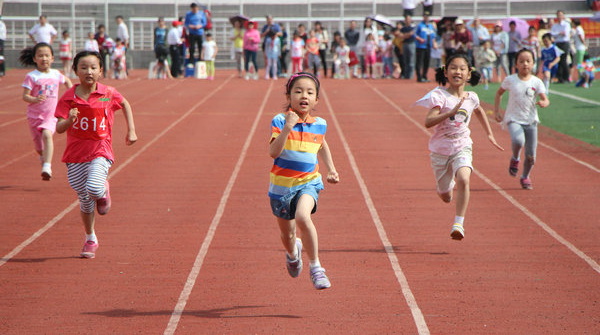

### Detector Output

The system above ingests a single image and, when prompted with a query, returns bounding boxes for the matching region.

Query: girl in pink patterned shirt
[415,53,503,240]
[20,42,73,180]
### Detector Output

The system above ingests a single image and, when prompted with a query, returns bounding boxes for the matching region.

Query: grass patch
[470,81,600,147]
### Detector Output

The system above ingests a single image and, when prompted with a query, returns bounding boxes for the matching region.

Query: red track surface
[1,69,599,333]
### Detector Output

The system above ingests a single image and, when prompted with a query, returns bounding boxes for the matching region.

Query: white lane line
[367,82,600,275]
[321,88,430,335]
[163,81,274,335]
[0,116,27,128]
[538,141,600,173]
[0,76,234,268]
[548,89,600,106]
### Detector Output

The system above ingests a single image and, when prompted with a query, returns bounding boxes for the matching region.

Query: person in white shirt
[84,32,100,52]
[28,15,58,45]
[468,18,490,68]
[550,10,571,83]
[168,21,183,77]
[403,0,417,16]
[572,18,586,67]
[115,15,129,48]
[0,16,6,76]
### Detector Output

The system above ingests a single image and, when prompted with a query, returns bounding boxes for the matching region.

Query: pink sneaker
[509,158,519,177]
[81,240,99,258]
[96,180,111,215]
[520,177,533,190]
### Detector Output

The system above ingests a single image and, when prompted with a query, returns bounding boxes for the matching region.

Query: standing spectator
[334,38,351,79]
[29,15,58,45]
[344,20,360,77]
[452,19,472,56]
[290,31,305,73]
[154,17,169,69]
[521,26,541,74]
[330,31,342,78]
[115,16,129,48]
[201,33,218,80]
[507,21,522,74]
[264,30,280,80]
[572,19,587,70]
[112,38,127,79]
[469,18,490,67]
[168,21,183,78]
[441,20,456,59]
[362,33,378,78]
[476,40,496,90]
[422,0,434,16]
[279,23,288,77]
[95,24,109,78]
[306,30,321,77]
[392,27,405,78]
[0,16,6,76]
[358,17,377,78]
[415,13,437,82]
[261,15,282,68]
[491,21,509,82]
[381,33,394,78]
[403,0,417,16]
[537,19,550,45]
[401,15,416,79]
[84,32,99,52]
[59,30,73,78]
[230,20,244,78]
[550,10,571,83]
[243,21,260,80]
[185,3,207,62]
[314,22,329,78]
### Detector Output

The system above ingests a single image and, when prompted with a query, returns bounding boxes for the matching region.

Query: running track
[1,70,599,333]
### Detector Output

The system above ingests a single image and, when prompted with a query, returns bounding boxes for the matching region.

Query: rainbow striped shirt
[269,112,327,199]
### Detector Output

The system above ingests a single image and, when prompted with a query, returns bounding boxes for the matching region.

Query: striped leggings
[67,157,112,213]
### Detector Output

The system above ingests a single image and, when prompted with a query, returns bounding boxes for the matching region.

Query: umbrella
[501,17,530,39]
[367,14,393,27]
[591,12,600,23]
[229,15,249,25]
[438,16,457,28]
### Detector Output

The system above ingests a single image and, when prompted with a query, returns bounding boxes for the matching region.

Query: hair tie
[286,72,320,93]
[441,65,445,71]
[471,66,477,72]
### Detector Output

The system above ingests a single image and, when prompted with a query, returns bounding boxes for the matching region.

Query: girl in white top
[494,49,549,190]
[334,38,351,79]
[415,53,503,240]
[59,30,73,78]
[84,32,100,52]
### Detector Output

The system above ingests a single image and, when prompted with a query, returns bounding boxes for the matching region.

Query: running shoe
[96,180,111,215]
[80,240,99,258]
[286,238,303,278]
[509,158,519,177]
[520,177,533,190]
[41,165,52,181]
[450,223,465,240]
[310,266,331,289]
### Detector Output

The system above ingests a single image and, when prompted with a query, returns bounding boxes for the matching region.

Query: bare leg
[454,167,471,217]
[294,194,319,262]
[41,129,53,164]
[276,217,296,256]
[81,211,95,235]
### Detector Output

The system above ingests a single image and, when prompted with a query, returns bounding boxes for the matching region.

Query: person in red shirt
[55,50,137,259]
[453,19,472,56]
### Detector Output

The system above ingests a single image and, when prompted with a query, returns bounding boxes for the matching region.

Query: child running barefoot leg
[269,72,339,288]
[416,53,504,240]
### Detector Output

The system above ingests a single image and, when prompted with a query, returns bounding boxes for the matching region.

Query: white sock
[309,259,321,269]
[42,162,51,169]
[455,216,465,226]
[287,245,298,260]
[85,233,97,242]
[543,77,550,91]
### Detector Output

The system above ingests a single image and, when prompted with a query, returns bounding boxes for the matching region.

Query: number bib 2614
[69,104,110,140]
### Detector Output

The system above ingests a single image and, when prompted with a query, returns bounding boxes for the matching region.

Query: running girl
[59,30,73,78]
[20,42,73,180]
[494,49,549,190]
[55,51,137,258]
[415,53,504,240]
[269,72,339,289]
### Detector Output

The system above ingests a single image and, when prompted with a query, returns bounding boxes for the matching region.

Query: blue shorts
[270,185,321,220]
[543,63,558,78]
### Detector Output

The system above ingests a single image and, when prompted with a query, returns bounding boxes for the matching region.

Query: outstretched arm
[318,139,339,183]
[120,98,137,145]
[475,106,504,151]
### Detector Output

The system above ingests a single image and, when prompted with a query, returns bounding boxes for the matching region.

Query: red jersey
[55,83,124,163]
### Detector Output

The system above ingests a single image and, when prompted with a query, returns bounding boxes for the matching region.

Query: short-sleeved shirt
[415,88,479,156]
[508,31,522,53]
[269,112,326,200]
[291,38,305,58]
[202,40,217,60]
[22,69,66,121]
[415,22,436,49]
[55,83,124,163]
[28,23,57,44]
[541,44,563,65]
[501,74,546,126]
[551,20,570,43]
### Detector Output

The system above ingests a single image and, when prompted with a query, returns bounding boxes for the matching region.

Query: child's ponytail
[435,66,447,86]
[436,52,481,87]
[19,42,54,67]
[468,67,481,86]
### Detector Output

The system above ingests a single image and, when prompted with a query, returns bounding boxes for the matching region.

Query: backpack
[204,9,212,30]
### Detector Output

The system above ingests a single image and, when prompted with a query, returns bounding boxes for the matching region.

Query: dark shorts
[270,185,321,220]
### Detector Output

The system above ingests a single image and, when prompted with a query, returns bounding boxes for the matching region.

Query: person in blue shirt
[414,13,437,82]
[185,2,207,62]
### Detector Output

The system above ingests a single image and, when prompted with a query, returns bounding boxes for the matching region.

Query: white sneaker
[41,165,52,181]
[450,223,464,240]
